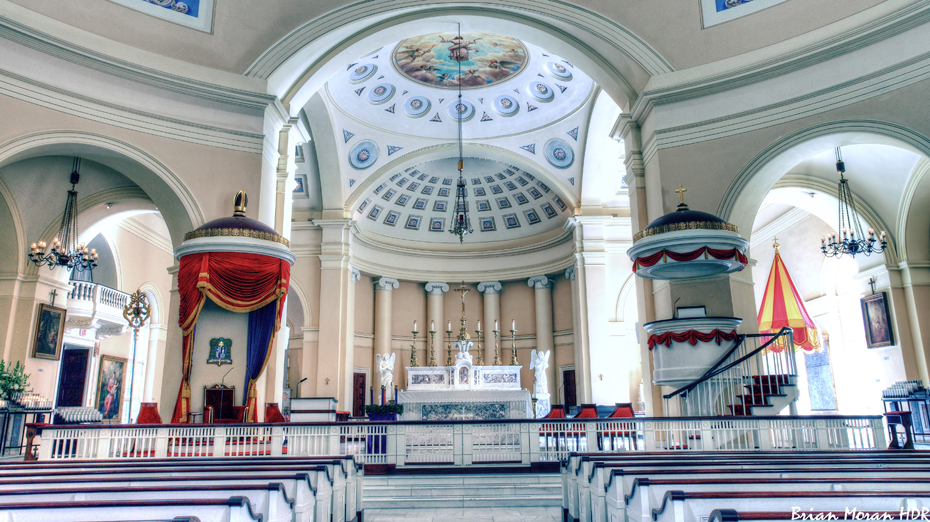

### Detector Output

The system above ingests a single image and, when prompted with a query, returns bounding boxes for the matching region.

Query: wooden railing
[33,416,885,464]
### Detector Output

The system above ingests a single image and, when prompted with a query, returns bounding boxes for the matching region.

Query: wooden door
[353,373,366,417]
[563,369,577,409]
[55,347,89,407]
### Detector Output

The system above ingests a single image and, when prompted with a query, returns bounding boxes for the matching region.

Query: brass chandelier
[448,25,473,243]
[821,147,887,258]
[28,158,99,273]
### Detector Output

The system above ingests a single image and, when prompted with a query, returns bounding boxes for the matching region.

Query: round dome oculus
[526,81,555,102]
[546,61,573,80]
[404,96,431,118]
[493,95,520,116]
[392,32,527,90]
[349,140,379,170]
[448,99,476,121]
[367,83,395,104]
[349,64,377,84]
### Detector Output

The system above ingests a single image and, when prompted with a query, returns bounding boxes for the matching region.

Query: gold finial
[234,191,248,217]
[773,236,780,254]
[675,185,687,205]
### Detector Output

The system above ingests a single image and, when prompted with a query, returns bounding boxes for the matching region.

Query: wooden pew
[652,491,930,522]
[0,484,292,522]
[565,452,930,522]
[626,477,930,522]
[0,465,334,522]
[0,454,363,521]
[0,496,262,522]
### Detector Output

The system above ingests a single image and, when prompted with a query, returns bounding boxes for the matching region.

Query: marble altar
[398,283,533,421]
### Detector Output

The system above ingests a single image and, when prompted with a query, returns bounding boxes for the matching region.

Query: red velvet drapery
[647,329,739,350]
[171,251,290,424]
[632,247,748,272]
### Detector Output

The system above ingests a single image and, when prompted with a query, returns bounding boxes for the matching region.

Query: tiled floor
[364,507,562,521]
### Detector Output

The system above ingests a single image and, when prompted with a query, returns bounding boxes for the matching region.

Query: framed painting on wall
[861,292,895,348]
[700,0,790,28]
[31,303,67,360]
[96,355,127,422]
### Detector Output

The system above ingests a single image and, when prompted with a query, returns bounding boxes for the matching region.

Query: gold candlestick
[446,328,454,366]
[510,328,518,366]
[410,328,419,367]
[475,327,484,365]
[492,328,502,366]
[428,330,437,367]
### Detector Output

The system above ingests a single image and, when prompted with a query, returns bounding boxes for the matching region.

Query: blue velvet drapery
[244,301,277,406]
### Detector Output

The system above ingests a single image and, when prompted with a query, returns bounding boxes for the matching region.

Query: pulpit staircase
[664,328,799,417]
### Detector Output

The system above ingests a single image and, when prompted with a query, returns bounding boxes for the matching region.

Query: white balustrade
[66,282,131,328]
[33,415,885,464]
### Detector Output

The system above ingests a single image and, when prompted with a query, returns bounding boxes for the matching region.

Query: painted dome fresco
[392,32,527,89]
[326,34,595,141]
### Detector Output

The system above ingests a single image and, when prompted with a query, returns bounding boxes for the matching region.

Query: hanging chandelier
[28,157,98,273]
[821,147,886,258]
[448,25,473,243]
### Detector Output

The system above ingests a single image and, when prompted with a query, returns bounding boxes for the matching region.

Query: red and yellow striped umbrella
[757,246,820,352]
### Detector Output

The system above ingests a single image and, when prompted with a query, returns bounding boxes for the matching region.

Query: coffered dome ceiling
[353,157,570,244]
[327,33,596,141]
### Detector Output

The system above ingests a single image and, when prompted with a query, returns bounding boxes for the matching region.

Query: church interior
[1,0,930,520]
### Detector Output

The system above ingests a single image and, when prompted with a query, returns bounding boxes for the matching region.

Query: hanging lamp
[821,147,887,258]
[448,24,473,243]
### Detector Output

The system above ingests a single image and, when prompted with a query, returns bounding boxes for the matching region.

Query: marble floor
[363,507,562,521]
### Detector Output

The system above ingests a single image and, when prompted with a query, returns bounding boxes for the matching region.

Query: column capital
[349,266,361,282]
[374,277,399,291]
[565,266,576,281]
[424,282,450,295]
[528,275,553,290]
[477,281,502,295]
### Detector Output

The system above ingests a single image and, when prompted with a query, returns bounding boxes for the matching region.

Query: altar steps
[363,472,562,509]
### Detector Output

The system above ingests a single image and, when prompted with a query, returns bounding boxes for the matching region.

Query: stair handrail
[663,327,793,401]
[662,333,747,401]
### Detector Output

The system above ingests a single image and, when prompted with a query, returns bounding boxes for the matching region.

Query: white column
[478,282,502,365]
[425,282,448,366]
[373,277,399,403]
[565,266,591,404]
[528,276,557,399]
[143,324,167,403]
[312,220,355,409]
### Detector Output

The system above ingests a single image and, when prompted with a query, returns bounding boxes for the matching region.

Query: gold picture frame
[31,303,67,360]
[96,355,127,422]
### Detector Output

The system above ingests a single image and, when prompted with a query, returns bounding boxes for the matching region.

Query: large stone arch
[249,6,673,115]
[0,174,26,276]
[0,131,204,249]
[899,157,930,264]
[718,120,930,265]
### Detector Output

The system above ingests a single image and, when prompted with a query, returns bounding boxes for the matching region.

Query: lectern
[204,384,235,422]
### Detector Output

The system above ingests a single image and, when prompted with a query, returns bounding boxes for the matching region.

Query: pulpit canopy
[171,191,295,423]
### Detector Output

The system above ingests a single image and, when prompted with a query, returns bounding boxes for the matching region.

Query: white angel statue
[529,349,551,396]
[375,353,396,390]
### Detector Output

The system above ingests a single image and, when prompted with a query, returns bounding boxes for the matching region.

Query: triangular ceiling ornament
[372,55,378,59]
[402,90,409,95]
[562,60,574,68]
[513,88,519,94]
[385,104,395,113]
[430,113,442,122]
[520,144,536,154]
[438,98,445,104]
[527,103,538,112]
[387,145,403,155]
[757,245,821,352]
[343,129,355,143]
[349,179,356,187]
[537,73,544,78]
[354,87,365,96]
[377,75,384,80]
[478,98,484,104]
[568,177,575,186]
[567,127,579,141]
[557,84,568,93]
[346,62,358,70]
[480,112,493,122]
[542,53,549,57]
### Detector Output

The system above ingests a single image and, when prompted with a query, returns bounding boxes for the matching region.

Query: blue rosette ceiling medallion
[349,140,379,170]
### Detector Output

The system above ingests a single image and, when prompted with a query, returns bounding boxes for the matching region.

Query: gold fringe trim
[184,227,290,247]
[633,221,740,243]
